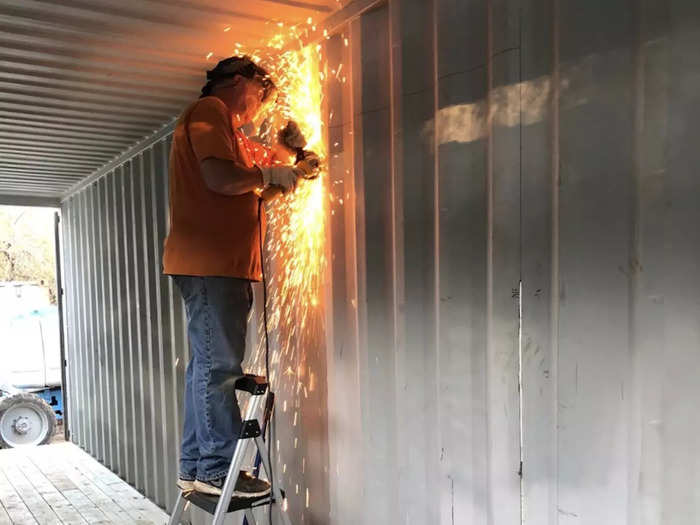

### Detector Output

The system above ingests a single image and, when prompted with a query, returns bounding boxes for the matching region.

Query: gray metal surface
[0,0,335,198]
[517,0,700,524]
[62,136,188,512]
[58,0,700,524]
[326,0,700,524]
[323,2,522,523]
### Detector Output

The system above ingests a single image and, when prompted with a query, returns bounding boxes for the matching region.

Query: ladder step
[234,374,268,395]
[183,490,275,514]
[239,419,262,439]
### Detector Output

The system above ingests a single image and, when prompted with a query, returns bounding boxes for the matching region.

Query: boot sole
[193,480,271,498]
[234,487,271,498]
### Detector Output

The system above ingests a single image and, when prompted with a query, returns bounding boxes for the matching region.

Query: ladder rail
[168,490,187,525]
[167,376,291,525]
[244,393,274,525]
[212,393,265,525]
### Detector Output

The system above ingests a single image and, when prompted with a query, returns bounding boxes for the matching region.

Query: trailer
[0,282,61,448]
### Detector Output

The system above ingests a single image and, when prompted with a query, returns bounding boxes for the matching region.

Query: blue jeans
[172,275,253,481]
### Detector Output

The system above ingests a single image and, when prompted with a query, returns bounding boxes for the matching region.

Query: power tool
[279,121,321,179]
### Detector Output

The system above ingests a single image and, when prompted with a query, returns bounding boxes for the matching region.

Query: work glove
[295,156,321,180]
[299,150,321,170]
[279,120,307,150]
[259,165,300,193]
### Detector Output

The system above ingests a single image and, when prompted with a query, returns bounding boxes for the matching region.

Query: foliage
[0,207,57,304]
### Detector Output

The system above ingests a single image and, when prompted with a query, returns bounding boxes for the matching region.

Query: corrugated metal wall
[61,0,700,524]
[520,0,700,523]
[324,0,700,524]
[61,135,188,514]
[0,0,336,197]
[323,2,522,523]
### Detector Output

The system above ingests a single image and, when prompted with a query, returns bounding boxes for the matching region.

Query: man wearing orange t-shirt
[162,56,316,498]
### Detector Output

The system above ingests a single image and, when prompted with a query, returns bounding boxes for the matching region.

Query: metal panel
[519,1,700,524]
[326,0,700,523]
[324,1,521,523]
[0,0,337,197]
[644,1,700,521]
[557,2,636,521]
[59,1,700,524]
[390,0,438,523]
[325,28,364,524]
[520,1,557,523]
[61,138,188,512]
[0,194,60,206]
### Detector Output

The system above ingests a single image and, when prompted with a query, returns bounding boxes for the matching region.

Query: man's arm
[261,185,284,202]
[270,143,295,164]
[200,158,263,196]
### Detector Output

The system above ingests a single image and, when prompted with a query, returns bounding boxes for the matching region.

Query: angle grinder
[279,121,321,180]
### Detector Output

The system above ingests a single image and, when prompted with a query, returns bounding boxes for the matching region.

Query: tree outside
[0,206,58,304]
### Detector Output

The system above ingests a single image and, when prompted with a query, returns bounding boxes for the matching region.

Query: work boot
[176,478,195,491]
[194,471,271,498]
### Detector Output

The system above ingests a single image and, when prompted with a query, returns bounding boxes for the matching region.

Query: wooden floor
[0,441,169,524]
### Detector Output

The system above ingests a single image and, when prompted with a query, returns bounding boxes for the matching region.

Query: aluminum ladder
[168,374,292,525]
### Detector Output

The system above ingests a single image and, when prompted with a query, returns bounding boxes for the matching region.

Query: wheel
[0,392,56,448]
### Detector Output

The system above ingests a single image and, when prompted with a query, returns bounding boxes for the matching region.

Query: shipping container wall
[325,0,700,524]
[60,134,329,524]
[323,2,522,523]
[61,136,188,513]
[61,0,700,524]
[518,1,700,523]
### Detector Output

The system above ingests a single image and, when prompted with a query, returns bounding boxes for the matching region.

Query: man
[162,56,316,498]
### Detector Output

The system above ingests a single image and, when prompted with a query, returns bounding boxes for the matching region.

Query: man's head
[201,56,277,127]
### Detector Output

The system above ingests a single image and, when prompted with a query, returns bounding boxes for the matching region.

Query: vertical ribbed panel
[324,0,700,524]
[62,136,186,513]
[324,2,521,523]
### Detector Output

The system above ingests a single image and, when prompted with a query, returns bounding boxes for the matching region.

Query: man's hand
[259,165,300,193]
[294,158,320,180]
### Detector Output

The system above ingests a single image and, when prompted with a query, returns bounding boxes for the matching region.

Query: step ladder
[168,374,292,525]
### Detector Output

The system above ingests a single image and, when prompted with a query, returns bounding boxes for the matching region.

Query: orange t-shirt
[162,97,272,280]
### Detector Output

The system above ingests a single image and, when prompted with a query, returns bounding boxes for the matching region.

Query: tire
[0,392,56,448]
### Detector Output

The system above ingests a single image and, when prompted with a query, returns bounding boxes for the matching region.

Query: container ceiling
[0,0,338,200]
